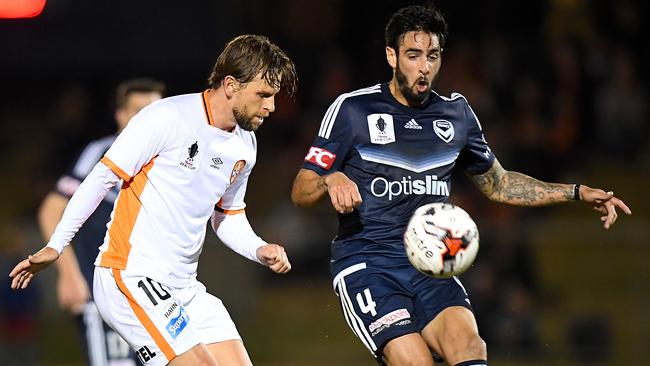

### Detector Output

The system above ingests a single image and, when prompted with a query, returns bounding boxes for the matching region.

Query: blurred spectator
[593,48,648,160]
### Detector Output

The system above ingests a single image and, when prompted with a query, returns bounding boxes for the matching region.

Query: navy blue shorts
[331,256,472,359]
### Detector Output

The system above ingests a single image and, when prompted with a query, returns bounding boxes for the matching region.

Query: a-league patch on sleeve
[304,146,336,170]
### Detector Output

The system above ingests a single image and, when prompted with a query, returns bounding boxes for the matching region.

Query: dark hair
[115,78,166,109]
[385,5,448,52]
[207,34,298,98]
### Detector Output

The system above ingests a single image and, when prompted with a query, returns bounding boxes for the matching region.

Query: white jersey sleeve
[101,100,178,180]
[211,211,266,263]
[46,162,120,254]
[216,132,256,212]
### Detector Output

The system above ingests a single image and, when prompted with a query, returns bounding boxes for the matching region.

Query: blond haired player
[11,34,298,366]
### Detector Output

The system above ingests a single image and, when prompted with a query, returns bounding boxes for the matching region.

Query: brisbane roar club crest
[230,160,247,184]
[433,120,454,143]
[367,113,395,144]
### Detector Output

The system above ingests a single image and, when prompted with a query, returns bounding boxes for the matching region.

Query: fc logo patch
[304,146,336,170]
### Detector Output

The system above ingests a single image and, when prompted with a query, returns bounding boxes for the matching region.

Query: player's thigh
[205,339,252,366]
[420,306,486,364]
[332,262,421,359]
[382,333,435,366]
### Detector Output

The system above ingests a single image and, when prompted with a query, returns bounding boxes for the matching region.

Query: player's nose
[420,60,432,75]
[263,95,275,114]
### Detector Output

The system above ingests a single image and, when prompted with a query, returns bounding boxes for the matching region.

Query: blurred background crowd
[1,1,648,365]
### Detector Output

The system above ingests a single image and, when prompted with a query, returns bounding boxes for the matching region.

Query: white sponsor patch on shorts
[369,308,411,333]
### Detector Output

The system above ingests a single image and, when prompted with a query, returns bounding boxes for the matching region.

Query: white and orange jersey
[96,91,257,287]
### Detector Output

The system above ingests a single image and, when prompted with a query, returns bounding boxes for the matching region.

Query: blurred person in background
[38,78,165,366]
[10,34,296,366]
[291,5,631,366]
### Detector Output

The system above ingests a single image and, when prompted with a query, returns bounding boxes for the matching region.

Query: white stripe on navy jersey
[435,91,486,131]
[357,150,460,173]
[318,85,381,139]
[319,85,380,138]
[73,135,116,178]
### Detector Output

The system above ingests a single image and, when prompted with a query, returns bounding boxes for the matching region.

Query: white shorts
[93,267,241,366]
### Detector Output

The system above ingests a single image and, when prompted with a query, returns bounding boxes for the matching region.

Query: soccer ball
[404,203,479,278]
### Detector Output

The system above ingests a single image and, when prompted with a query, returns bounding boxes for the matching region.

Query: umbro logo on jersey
[433,120,454,143]
[404,119,422,130]
[210,157,223,169]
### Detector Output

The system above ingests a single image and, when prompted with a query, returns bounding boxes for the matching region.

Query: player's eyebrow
[403,48,425,54]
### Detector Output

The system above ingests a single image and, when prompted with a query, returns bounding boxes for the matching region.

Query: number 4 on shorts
[356,288,377,316]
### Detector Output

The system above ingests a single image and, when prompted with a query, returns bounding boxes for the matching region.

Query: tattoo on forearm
[317,175,328,192]
[493,172,572,206]
[471,160,573,206]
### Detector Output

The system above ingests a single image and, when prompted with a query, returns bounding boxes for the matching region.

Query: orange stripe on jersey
[112,269,176,362]
[215,198,245,215]
[99,158,156,269]
[101,156,132,181]
[201,90,216,127]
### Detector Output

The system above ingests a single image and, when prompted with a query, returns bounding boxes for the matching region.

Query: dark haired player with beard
[292,5,630,366]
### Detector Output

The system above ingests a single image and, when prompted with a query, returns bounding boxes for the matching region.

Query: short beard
[233,106,257,131]
[395,60,431,107]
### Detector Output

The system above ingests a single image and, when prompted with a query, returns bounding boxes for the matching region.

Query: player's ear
[223,75,239,98]
[386,46,397,69]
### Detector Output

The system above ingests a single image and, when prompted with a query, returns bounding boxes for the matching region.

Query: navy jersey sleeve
[456,95,495,174]
[54,136,114,198]
[301,96,354,176]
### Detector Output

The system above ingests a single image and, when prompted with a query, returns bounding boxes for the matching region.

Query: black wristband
[573,184,581,201]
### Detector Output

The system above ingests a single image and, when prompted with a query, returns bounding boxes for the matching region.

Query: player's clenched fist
[324,172,363,214]
[256,244,291,274]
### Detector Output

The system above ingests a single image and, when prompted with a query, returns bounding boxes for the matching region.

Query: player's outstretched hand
[9,246,59,290]
[256,244,291,274]
[325,172,362,214]
[579,185,632,229]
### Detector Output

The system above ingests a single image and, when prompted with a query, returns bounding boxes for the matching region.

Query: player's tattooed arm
[469,159,573,206]
[291,169,329,207]
[292,169,362,213]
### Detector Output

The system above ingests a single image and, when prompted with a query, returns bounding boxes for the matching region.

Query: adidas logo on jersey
[404,119,422,130]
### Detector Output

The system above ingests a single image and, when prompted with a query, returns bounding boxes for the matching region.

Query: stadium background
[1,1,648,365]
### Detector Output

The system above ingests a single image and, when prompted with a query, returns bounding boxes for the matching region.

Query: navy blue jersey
[54,135,120,288]
[302,83,494,261]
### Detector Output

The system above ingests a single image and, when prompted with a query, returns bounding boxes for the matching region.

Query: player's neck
[205,88,237,132]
